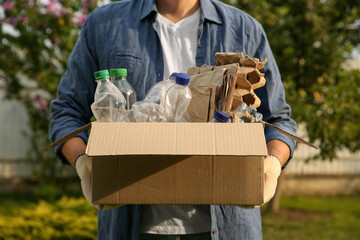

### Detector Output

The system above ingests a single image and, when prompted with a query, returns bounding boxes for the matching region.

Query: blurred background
[0,0,359,239]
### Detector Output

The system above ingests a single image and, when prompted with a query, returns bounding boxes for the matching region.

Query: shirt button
[212,230,217,234]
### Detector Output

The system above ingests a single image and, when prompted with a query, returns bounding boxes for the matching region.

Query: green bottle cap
[110,68,127,77]
[94,70,109,81]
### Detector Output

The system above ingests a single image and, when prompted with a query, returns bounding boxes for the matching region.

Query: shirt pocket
[109,49,147,100]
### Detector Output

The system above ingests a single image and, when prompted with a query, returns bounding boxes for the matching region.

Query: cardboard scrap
[215,52,267,110]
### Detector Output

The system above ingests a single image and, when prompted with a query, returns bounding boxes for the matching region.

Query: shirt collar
[140,0,222,24]
[140,0,157,21]
[200,0,222,24]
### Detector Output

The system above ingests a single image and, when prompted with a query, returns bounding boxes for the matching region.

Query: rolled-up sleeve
[49,16,98,164]
[254,26,297,168]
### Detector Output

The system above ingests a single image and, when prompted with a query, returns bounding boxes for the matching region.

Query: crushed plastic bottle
[110,68,136,110]
[234,103,263,123]
[91,70,128,122]
[164,73,192,122]
[144,72,177,107]
[131,101,166,122]
[209,111,229,123]
[131,73,178,122]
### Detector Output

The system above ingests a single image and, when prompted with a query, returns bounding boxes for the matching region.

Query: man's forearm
[267,139,290,167]
[61,137,87,167]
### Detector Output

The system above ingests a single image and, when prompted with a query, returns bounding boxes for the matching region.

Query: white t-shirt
[156,8,200,79]
[140,9,211,235]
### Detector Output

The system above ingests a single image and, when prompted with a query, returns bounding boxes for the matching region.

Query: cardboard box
[86,122,268,205]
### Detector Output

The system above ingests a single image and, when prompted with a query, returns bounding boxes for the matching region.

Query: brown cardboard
[187,67,225,122]
[86,122,268,205]
[187,64,238,121]
[186,86,213,122]
[215,52,267,109]
[41,120,318,206]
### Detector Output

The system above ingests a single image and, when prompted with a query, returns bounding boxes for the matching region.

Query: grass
[0,190,359,240]
[262,195,360,240]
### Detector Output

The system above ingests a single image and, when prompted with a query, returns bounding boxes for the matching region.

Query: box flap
[86,122,267,156]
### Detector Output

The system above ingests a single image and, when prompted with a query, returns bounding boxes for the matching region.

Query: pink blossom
[60,7,69,15]
[46,0,58,14]
[3,0,15,11]
[82,0,88,10]
[81,0,95,9]
[53,38,61,44]
[34,96,48,111]
[46,0,67,17]
[23,16,30,23]
[75,13,87,26]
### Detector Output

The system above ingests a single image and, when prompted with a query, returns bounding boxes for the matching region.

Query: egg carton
[215,52,267,110]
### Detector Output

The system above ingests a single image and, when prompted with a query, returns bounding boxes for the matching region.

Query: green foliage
[0,195,97,240]
[224,0,360,160]
[0,0,98,180]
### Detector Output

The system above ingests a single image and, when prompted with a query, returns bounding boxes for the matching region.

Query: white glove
[263,155,282,203]
[237,155,282,209]
[75,154,122,210]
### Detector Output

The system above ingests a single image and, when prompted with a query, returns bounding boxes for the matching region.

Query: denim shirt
[49,0,297,239]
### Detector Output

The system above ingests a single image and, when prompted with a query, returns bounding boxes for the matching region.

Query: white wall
[0,86,33,178]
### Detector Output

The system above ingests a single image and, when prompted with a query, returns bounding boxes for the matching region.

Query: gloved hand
[75,154,122,210]
[263,155,282,203]
[237,155,282,209]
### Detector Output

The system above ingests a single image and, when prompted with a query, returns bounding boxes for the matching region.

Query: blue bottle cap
[214,111,229,123]
[175,73,190,86]
[170,72,178,79]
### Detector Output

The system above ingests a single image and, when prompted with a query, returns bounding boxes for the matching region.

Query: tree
[222,0,360,212]
[221,0,360,160]
[0,0,98,180]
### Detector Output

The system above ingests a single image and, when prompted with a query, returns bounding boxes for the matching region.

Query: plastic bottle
[234,102,262,123]
[110,68,136,110]
[164,73,192,122]
[144,72,177,106]
[209,111,229,123]
[131,72,179,122]
[91,70,127,122]
[131,101,167,122]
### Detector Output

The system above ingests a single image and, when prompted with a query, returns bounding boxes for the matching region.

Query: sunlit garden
[1,189,359,239]
[1,0,359,239]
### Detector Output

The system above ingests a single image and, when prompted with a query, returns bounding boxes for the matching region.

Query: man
[49,0,297,239]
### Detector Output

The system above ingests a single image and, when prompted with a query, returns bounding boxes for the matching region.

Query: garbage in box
[42,52,318,206]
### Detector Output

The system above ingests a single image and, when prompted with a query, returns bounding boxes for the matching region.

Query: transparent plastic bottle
[131,72,179,122]
[144,72,177,106]
[131,101,166,122]
[234,102,262,123]
[110,68,136,110]
[209,111,229,123]
[91,70,127,122]
[164,73,192,122]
